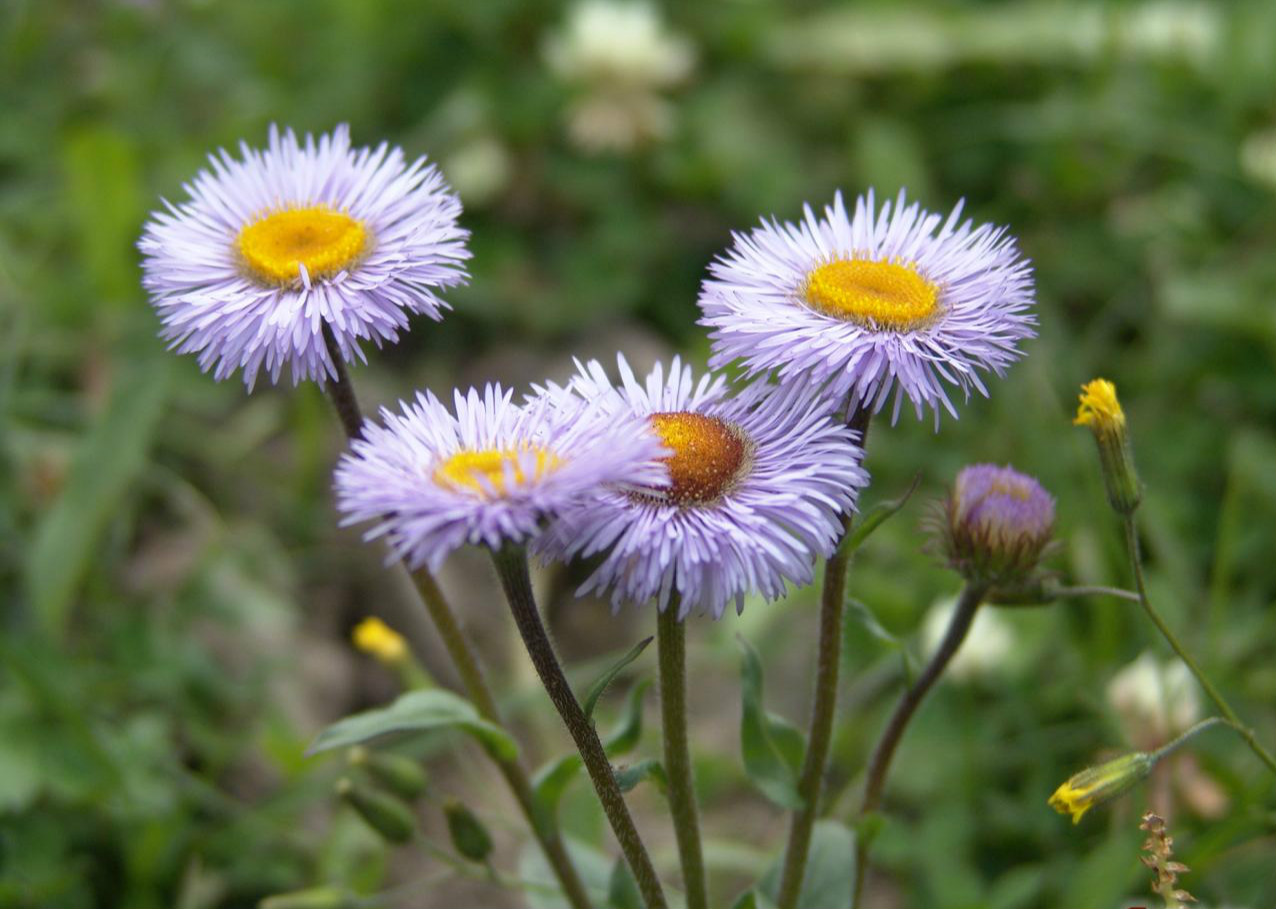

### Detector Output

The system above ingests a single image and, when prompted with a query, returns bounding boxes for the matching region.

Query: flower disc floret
[535,355,868,618]
[699,189,1035,424]
[140,124,470,388]
[334,384,666,571]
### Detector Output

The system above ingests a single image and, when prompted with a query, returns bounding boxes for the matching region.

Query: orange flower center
[647,411,750,505]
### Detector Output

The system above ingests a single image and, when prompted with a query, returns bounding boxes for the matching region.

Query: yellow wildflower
[352,617,408,666]
[1049,752,1153,824]
[1074,378,1141,514]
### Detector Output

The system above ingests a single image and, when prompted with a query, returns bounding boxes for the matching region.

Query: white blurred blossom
[546,1,694,153]
[1107,651,1200,748]
[1240,128,1276,191]
[922,597,1015,681]
[444,137,512,206]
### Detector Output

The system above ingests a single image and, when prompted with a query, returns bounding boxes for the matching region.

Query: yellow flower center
[433,446,561,498]
[802,257,939,330]
[648,412,750,505]
[238,206,369,286]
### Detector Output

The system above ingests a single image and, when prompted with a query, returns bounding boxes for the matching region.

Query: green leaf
[737,636,803,810]
[26,358,170,636]
[531,753,583,839]
[765,711,806,778]
[731,889,780,909]
[63,126,144,306]
[607,856,642,909]
[759,820,856,909]
[841,474,922,555]
[583,637,653,721]
[614,759,667,795]
[603,678,650,757]
[519,836,613,909]
[306,690,517,761]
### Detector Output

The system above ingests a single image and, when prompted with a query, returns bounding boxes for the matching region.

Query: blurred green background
[4,0,1276,906]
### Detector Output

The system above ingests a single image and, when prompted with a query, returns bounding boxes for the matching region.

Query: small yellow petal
[1074,378,1125,431]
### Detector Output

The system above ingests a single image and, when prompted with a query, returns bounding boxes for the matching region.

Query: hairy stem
[776,405,871,909]
[1122,517,1276,778]
[851,581,988,908]
[658,602,707,909]
[492,544,667,909]
[321,352,593,909]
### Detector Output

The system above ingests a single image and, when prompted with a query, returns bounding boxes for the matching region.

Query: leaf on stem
[306,690,518,761]
[531,753,583,839]
[604,678,651,757]
[738,636,804,810]
[583,637,654,721]
[759,820,856,909]
[841,473,922,556]
[614,759,667,795]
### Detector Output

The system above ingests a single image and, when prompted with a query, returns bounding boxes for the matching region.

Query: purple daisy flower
[941,463,1055,583]
[698,189,1036,424]
[333,383,666,572]
[536,355,868,619]
[140,124,470,389]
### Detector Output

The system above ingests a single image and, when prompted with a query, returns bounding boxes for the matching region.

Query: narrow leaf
[614,759,667,795]
[842,473,922,555]
[583,637,653,721]
[765,711,806,778]
[759,820,856,909]
[306,690,517,761]
[738,636,804,810]
[607,856,643,909]
[27,358,169,635]
[603,678,650,757]
[531,753,583,839]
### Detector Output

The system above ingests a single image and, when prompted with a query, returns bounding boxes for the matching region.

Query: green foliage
[738,636,805,810]
[306,690,518,761]
[582,636,653,721]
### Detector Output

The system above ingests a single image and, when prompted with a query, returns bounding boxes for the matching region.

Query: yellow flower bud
[1074,378,1142,515]
[352,617,408,666]
[1048,751,1153,823]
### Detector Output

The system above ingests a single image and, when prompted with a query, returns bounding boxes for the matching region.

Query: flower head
[939,464,1055,584]
[1049,751,1154,824]
[352,617,409,666]
[698,189,1036,424]
[140,125,470,388]
[536,356,868,618]
[1074,378,1141,514]
[334,384,665,571]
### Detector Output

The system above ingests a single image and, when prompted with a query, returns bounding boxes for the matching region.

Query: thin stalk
[1053,585,1141,603]
[776,405,872,909]
[320,346,593,909]
[658,601,707,909]
[1121,517,1276,778]
[851,581,989,908]
[1150,716,1230,765]
[491,544,668,909]
[321,325,365,440]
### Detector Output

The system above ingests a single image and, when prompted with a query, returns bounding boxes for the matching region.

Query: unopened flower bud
[1074,378,1141,515]
[336,776,416,844]
[444,799,494,862]
[259,887,359,909]
[348,746,430,801]
[352,617,409,666]
[1048,751,1154,824]
[939,464,1055,584]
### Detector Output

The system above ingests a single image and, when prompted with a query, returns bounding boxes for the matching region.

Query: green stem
[322,358,593,909]
[776,406,871,909]
[491,544,667,909]
[1053,585,1141,603]
[1121,517,1276,779]
[1150,716,1229,765]
[851,581,989,908]
[658,602,708,909]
